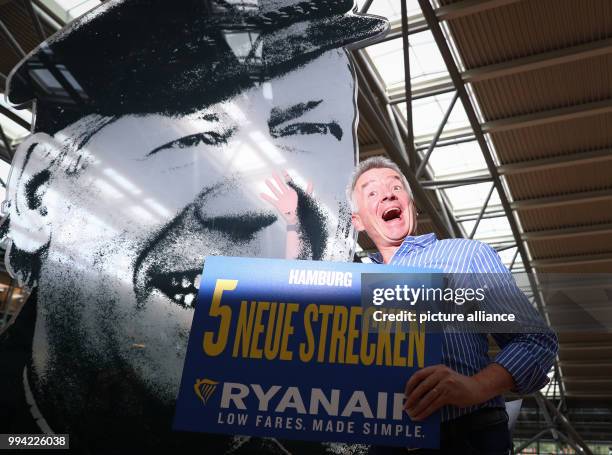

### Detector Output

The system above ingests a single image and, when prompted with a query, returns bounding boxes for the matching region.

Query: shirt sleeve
[469,242,559,395]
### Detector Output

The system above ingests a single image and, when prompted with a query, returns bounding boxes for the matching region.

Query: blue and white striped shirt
[369,233,558,421]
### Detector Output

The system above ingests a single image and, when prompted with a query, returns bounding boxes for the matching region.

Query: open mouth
[149,268,201,308]
[133,209,279,310]
[381,207,402,223]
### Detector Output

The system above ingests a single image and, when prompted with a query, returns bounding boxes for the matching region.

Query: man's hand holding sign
[404,364,514,421]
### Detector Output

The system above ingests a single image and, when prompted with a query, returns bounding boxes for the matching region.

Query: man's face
[351,167,416,249]
[29,49,357,401]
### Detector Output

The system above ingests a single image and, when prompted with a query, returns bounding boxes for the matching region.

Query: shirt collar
[368,233,437,264]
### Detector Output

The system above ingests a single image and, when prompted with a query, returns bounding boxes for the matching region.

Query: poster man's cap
[6,0,388,132]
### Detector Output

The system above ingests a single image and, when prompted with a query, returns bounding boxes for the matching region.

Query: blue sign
[174,256,442,448]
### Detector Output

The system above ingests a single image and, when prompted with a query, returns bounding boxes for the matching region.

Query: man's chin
[120,288,194,400]
[379,224,410,243]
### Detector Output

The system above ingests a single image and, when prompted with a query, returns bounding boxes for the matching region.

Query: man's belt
[445,407,509,432]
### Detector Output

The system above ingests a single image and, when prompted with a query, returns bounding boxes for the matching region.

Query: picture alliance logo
[194,377,410,420]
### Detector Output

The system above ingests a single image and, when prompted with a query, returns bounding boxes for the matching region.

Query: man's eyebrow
[200,113,219,122]
[360,179,376,189]
[360,175,402,189]
[268,100,323,129]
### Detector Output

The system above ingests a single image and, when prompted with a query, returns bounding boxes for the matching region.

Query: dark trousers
[369,408,511,455]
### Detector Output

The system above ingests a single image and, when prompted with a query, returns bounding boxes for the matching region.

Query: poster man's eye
[147,129,235,156]
[273,122,343,141]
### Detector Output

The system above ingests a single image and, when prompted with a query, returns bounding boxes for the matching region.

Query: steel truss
[355,0,594,453]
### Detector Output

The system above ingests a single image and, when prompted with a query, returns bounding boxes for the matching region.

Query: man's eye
[368,191,377,197]
[393,185,402,191]
[173,132,225,147]
[147,129,234,156]
[273,122,343,141]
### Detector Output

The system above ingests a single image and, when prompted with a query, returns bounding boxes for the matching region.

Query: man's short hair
[346,155,413,211]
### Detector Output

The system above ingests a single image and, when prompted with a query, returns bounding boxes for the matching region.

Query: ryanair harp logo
[194,378,219,405]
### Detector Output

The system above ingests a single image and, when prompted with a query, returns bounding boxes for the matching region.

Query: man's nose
[382,189,397,201]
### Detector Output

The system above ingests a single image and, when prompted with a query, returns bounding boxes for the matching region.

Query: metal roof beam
[564,393,612,399]
[400,0,417,172]
[435,0,524,21]
[559,361,612,367]
[414,126,475,148]
[389,77,455,104]
[0,124,13,161]
[532,253,612,268]
[482,99,612,133]
[454,206,505,220]
[0,17,26,58]
[511,189,612,210]
[493,242,517,252]
[522,223,612,241]
[359,144,385,158]
[463,38,612,83]
[498,147,612,175]
[416,91,458,178]
[352,51,391,105]
[418,0,562,346]
[32,0,65,27]
[22,0,47,41]
[419,174,492,189]
[0,144,12,163]
[418,0,539,286]
[385,56,612,105]
[359,0,374,13]
[32,1,62,31]
[378,16,429,44]
[0,105,32,131]
[415,136,476,151]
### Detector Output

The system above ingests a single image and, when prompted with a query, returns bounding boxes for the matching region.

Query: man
[0,1,387,452]
[348,156,558,454]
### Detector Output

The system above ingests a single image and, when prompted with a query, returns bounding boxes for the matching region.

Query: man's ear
[5,132,59,252]
[351,212,365,232]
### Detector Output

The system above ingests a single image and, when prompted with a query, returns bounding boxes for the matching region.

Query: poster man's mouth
[150,268,201,308]
[133,207,278,309]
[133,185,330,310]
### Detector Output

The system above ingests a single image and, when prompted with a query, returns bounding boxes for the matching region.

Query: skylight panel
[423,141,488,179]
[459,217,514,243]
[408,30,447,85]
[0,95,30,148]
[443,182,502,213]
[365,38,405,87]
[399,91,470,139]
[497,247,523,269]
[38,0,101,23]
[365,28,449,91]
[356,0,421,21]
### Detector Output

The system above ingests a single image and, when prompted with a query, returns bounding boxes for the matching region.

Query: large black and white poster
[1,0,388,453]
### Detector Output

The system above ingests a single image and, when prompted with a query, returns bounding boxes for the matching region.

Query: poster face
[174,256,442,448]
[1,0,388,451]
